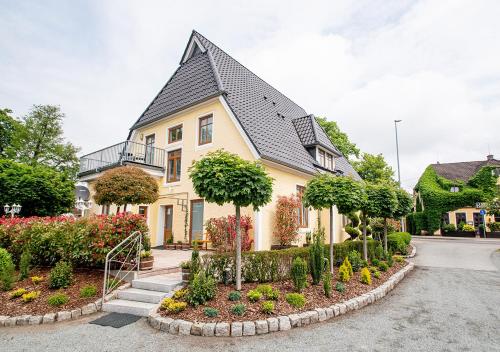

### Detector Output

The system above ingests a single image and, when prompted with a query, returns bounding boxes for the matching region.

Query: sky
[1,0,499,191]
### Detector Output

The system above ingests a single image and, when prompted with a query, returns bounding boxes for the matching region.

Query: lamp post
[4,204,22,218]
[75,197,92,217]
[394,119,404,231]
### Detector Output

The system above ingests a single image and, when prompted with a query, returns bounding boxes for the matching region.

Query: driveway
[2,237,500,352]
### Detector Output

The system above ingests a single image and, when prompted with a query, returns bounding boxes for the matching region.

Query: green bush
[347,250,363,272]
[462,224,475,232]
[378,262,389,272]
[335,282,345,293]
[360,267,372,285]
[172,288,188,300]
[338,264,350,282]
[373,271,381,279]
[19,249,31,280]
[266,288,280,300]
[322,271,332,298]
[261,300,274,314]
[79,284,97,298]
[291,257,308,292]
[386,252,394,267]
[10,288,27,299]
[256,284,273,296]
[22,290,40,303]
[231,303,246,316]
[47,292,69,306]
[285,293,306,308]
[442,223,456,233]
[393,255,404,263]
[190,249,201,279]
[228,291,241,301]
[343,257,353,277]
[186,270,216,306]
[0,248,15,291]
[487,222,500,232]
[372,258,380,267]
[247,289,262,302]
[49,261,73,289]
[203,307,219,317]
[374,244,384,260]
[309,228,325,285]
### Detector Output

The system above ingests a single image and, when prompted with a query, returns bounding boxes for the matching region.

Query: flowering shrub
[205,215,253,252]
[0,213,149,267]
[273,194,301,246]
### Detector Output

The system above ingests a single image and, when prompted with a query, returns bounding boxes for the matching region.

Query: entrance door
[164,205,173,244]
[190,200,204,243]
[473,212,483,229]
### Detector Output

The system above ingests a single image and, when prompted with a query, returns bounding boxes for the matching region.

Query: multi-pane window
[167,149,182,183]
[168,125,182,143]
[317,148,334,171]
[199,115,213,145]
[296,185,309,228]
[138,206,148,219]
[326,154,333,170]
[450,186,460,193]
[318,150,325,168]
[455,212,467,226]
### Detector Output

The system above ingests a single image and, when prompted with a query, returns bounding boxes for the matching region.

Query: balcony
[78,140,166,177]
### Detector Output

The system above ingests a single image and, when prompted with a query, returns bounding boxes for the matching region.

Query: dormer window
[317,148,335,171]
[450,186,460,192]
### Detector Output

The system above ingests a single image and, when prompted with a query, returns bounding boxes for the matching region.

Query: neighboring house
[77,30,360,250]
[413,154,500,234]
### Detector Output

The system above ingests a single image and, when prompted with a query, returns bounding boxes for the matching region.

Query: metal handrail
[102,230,143,303]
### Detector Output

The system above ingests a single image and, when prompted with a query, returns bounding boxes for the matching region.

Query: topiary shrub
[0,248,15,291]
[322,271,332,298]
[49,261,73,289]
[47,292,69,306]
[79,285,97,298]
[204,307,219,317]
[347,250,363,272]
[285,293,306,308]
[360,267,372,285]
[19,249,31,280]
[228,291,241,301]
[291,257,308,292]
[335,281,345,293]
[261,300,274,314]
[186,270,216,306]
[231,303,246,316]
[247,289,262,302]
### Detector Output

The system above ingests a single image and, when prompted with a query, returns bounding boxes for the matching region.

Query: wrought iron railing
[102,231,143,303]
[79,140,165,174]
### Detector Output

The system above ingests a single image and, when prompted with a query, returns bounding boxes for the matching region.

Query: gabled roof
[131,30,360,179]
[430,156,500,182]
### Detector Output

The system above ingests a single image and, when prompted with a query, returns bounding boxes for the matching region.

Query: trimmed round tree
[393,187,413,233]
[93,166,159,212]
[188,150,273,290]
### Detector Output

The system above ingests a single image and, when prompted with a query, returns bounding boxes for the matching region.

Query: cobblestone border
[148,261,415,337]
[0,282,130,328]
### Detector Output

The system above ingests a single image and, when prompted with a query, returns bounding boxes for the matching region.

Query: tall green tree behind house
[316,117,360,160]
[15,105,80,177]
[353,153,396,185]
[0,108,22,159]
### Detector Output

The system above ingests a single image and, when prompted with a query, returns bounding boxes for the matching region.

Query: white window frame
[195,111,215,151]
[164,147,183,187]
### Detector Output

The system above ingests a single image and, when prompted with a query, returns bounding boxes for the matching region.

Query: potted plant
[139,250,154,270]
[180,261,191,284]
[164,236,175,250]
[176,240,183,250]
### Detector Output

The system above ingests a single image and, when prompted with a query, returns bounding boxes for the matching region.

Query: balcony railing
[79,140,166,175]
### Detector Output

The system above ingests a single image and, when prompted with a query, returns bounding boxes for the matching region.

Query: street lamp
[394,120,404,231]
[4,204,22,218]
[75,197,92,217]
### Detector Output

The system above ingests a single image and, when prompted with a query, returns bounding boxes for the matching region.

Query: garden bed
[0,268,103,316]
[159,261,406,323]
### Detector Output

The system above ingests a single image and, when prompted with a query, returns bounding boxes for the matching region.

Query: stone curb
[148,261,415,337]
[0,283,130,328]
[404,244,417,258]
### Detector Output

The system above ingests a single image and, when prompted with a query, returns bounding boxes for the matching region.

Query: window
[326,154,333,170]
[317,148,334,170]
[495,214,500,222]
[296,185,309,228]
[450,186,460,193]
[102,204,110,215]
[318,150,325,168]
[455,212,466,226]
[168,125,182,143]
[138,206,148,219]
[441,213,450,225]
[167,149,182,183]
[145,134,155,164]
[198,115,213,145]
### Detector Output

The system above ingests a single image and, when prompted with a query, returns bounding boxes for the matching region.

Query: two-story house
[77,30,360,250]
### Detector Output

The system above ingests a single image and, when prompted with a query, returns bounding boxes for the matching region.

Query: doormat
[89,313,142,328]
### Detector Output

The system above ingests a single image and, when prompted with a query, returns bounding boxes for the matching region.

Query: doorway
[190,200,204,243]
[164,205,173,244]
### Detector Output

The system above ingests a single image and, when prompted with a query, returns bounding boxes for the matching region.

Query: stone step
[102,299,158,317]
[117,287,171,304]
[138,266,180,279]
[131,274,182,292]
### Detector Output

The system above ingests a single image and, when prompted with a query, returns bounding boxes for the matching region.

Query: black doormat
[89,313,142,328]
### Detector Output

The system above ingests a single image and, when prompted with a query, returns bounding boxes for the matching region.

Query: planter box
[164,244,176,250]
[181,243,190,250]
[140,257,154,270]
[270,245,298,250]
[441,231,476,238]
[485,231,500,239]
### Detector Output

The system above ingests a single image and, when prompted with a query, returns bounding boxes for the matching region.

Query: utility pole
[394,120,403,231]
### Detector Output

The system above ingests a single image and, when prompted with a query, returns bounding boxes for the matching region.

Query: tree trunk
[362,215,368,261]
[123,204,127,212]
[329,206,334,274]
[235,205,242,291]
[383,217,388,253]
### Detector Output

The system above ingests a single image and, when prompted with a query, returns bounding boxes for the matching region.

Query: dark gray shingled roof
[431,157,500,182]
[131,30,360,179]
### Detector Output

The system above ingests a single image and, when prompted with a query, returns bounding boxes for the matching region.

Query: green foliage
[48,261,73,289]
[343,257,353,277]
[0,108,22,159]
[352,153,396,185]
[186,270,216,306]
[266,288,280,300]
[160,298,187,313]
[231,303,246,316]
[378,262,389,272]
[172,288,188,300]
[393,188,413,218]
[374,244,384,260]
[203,307,219,317]
[393,255,404,263]
[47,292,69,306]
[387,232,410,254]
[309,228,326,285]
[285,293,306,308]
[371,258,380,267]
[19,249,31,280]
[0,159,75,216]
[345,225,362,240]
[338,263,350,282]
[10,288,27,299]
[335,281,345,293]
[247,289,262,302]
[22,290,40,303]
[487,222,500,232]
[315,117,360,160]
[228,291,241,301]
[291,257,308,292]
[442,223,456,233]
[322,271,333,298]
[79,285,97,298]
[360,267,372,285]
[386,251,394,267]
[255,284,279,300]
[0,248,15,291]
[190,249,201,279]
[373,271,381,279]
[414,166,497,233]
[462,224,475,232]
[261,300,275,314]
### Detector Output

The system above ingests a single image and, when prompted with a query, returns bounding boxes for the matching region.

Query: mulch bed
[0,268,103,316]
[160,261,406,323]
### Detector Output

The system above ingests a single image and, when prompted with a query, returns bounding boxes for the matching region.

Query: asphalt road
[1,237,500,352]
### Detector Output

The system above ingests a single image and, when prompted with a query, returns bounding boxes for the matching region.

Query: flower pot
[140,256,154,270]
[181,243,190,250]
[164,244,175,250]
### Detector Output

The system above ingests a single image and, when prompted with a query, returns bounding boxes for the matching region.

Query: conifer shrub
[338,263,350,282]
[231,303,246,316]
[10,288,27,299]
[203,307,219,317]
[291,257,308,292]
[228,291,241,301]
[360,267,372,285]
[31,276,43,285]
[335,282,345,293]
[343,257,353,277]
[49,261,73,289]
[373,271,381,279]
[186,270,216,306]
[19,249,31,280]
[309,229,325,285]
[347,250,363,272]
[0,248,15,291]
[322,271,333,298]
[378,262,389,272]
[22,291,40,303]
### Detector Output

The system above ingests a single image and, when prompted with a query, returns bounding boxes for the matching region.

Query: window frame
[198,114,213,146]
[167,149,182,183]
[168,124,183,144]
[138,206,148,219]
[318,149,325,168]
[296,185,309,228]
[455,212,467,226]
[326,153,333,170]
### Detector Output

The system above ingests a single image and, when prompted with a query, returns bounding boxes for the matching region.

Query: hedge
[0,214,149,267]
[387,232,411,254]
[201,240,380,283]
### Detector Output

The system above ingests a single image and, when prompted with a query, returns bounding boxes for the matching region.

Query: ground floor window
[455,212,466,226]
[138,206,148,219]
[296,185,309,228]
[441,213,450,225]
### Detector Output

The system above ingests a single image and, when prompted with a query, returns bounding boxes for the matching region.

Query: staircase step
[132,274,183,292]
[117,288,171,304]
[102,299,158,317]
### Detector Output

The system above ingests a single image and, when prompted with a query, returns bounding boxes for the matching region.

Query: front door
[190,200,204,243]
[164,205,173,244]
[473,212,483,229]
